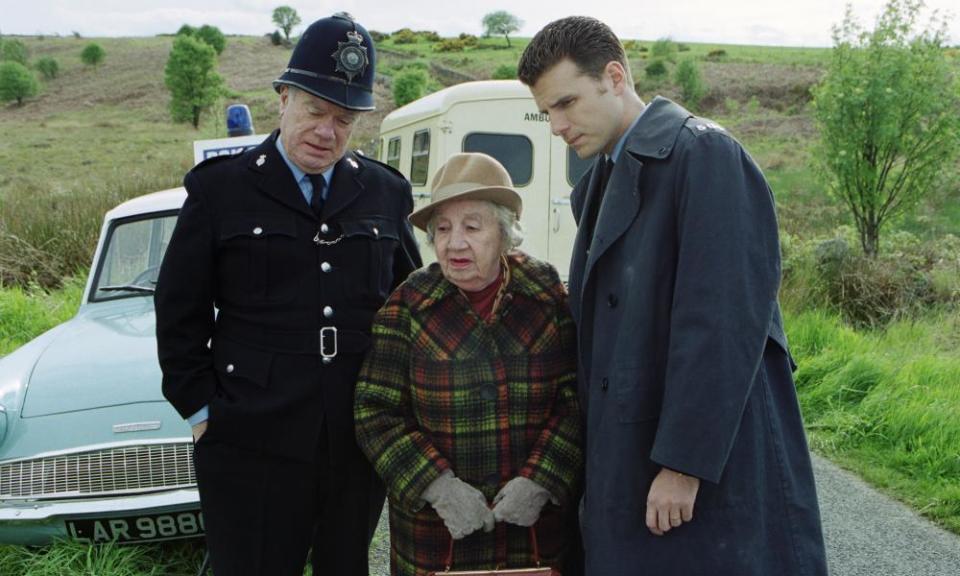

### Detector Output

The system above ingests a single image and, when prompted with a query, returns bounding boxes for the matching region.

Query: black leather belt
[215,315,371,357]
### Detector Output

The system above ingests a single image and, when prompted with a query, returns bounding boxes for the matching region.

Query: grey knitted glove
[492,477,553,527]
[422,470,495,540]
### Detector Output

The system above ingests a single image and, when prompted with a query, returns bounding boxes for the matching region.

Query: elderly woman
[355,152,582,575]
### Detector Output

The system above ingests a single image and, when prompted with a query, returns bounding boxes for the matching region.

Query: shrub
[650,37,676,62]
[176,24,197,37]
[706,49,727,61]
[435,38,465,53]
[644,59,667,79]
[0,39,29,65]
[369,30,389,42]
[492,64,516,80]
[675,58,706,109]
[0,61,39,105]
[622,40,640,52]
[269,30,283,46]
[417,30,441,42]
[638,45,649,53]
[393,68,428,107]
[677,43,691,52]
[196,24,226,54]
[34,57,59,80]
[81,43,105,67]
[458,33,479,47]
[392,28,418,44]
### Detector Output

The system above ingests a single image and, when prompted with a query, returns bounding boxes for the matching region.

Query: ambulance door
[548,136,596,279]
[447,100,552,265]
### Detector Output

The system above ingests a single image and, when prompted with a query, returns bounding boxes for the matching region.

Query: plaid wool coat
[355,251,583,576]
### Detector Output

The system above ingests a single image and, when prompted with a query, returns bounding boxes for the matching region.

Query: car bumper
[0,488,200,545]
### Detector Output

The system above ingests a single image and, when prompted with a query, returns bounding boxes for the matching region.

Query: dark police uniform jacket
[155,131,421,466]
[569,98,827,575]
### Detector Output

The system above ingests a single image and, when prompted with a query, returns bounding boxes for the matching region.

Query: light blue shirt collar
[608,105,648,164]
[275,135,334,204]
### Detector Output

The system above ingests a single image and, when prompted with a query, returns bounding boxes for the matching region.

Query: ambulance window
[387,137,401,170]
[411,130,430,185]
[567,146,597,187]
[462,133,532,186]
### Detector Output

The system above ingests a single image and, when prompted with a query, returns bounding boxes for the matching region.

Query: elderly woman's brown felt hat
[408,152,523,232]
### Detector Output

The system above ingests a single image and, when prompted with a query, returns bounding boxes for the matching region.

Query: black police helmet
[273,13,376,111]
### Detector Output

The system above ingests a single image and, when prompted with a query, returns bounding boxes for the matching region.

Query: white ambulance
[378,80,595,277]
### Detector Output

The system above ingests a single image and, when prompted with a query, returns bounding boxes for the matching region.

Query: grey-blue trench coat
[568,97,828,575]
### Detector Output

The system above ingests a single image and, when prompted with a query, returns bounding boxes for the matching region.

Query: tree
[0,61,39,105]
[482,11,522,47]
[1,39,28,65]
[35,56,59,79]
[272,6,301,43]
[812,0,960,256]
[197,24,227,55]
[176,24,197,37]
[675,58,706,110]
[164,35,224,128]
[81,43,105,67]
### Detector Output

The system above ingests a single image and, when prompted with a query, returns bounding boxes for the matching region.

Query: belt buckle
[320,326,338,359]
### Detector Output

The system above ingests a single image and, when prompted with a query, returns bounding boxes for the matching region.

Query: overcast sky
[1,0,956,47]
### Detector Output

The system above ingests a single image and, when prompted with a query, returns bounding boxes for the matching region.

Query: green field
[1,28,959,573]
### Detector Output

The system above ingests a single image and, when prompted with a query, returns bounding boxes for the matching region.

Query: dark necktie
[586,157,614,233]
[308,174,326,218]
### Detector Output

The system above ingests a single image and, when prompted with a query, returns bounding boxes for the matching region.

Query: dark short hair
[518,16,627,86]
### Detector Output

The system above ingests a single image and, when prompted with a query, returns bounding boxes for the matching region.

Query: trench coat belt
[215,314,372,356]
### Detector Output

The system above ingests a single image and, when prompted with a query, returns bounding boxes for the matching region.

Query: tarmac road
[368,454,960,575]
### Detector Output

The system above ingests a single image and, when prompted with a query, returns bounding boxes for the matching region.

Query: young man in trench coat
[518,16,828,576]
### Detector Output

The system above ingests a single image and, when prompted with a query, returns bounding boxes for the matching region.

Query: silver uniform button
[322,357,333,365]
[373,226,379,237]
[320,223,329,233]
[321,262,332,273]
[323,306,334,318]
[226,364,235,373]
[253,227,263,235]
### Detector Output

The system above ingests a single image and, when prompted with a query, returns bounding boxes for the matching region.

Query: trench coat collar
[622,96,693,160]
[409,252,562,314]
[579,97,695,291]
[247,130,366,220]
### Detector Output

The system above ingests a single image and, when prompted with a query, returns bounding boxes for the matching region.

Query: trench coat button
[658,145,669,154]
[252,227,263,235]
[323,306,334,318]
[226,364,235,373]
[321,261,332,273]
[607,294,618,308]
[601,377,609,391]
[320,223,329,233]
[322,357,333,365]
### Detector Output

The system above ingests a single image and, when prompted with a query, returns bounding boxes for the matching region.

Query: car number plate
[66,510,204,543]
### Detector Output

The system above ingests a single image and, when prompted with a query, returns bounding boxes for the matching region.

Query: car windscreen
[91,212,179,302]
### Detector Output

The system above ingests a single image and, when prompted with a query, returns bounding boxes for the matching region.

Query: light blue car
[0,188,203,545]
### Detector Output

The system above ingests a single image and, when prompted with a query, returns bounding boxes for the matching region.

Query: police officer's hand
[645,467,699,536]
[192,421,208,442]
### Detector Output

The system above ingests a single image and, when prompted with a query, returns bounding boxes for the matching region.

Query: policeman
[155,13,421,576]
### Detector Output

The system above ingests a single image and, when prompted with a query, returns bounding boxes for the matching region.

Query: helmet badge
[331,30,369,83]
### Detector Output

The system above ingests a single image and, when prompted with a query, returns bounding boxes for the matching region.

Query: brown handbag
[427,526,560,576]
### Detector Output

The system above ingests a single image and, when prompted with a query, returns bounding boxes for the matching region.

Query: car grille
[0,442,196,500]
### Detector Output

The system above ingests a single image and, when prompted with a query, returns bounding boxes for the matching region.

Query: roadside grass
[787,308,960,532]
[0,275,83,354]
[0,539,205,576]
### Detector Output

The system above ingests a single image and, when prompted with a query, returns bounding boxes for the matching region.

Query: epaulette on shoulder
[357,151,407,182]
[682,116,727,137]
[192,150,244,173]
